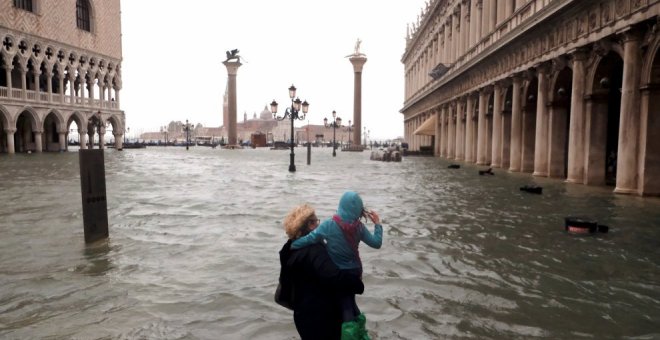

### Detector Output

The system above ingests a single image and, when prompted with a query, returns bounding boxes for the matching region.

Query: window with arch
[76,0,91,32]
[13,0,33,12]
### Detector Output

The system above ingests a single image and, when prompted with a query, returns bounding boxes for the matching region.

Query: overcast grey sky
[119,0,427,140]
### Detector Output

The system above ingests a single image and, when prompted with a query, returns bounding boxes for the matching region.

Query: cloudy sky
[119,0,428,140]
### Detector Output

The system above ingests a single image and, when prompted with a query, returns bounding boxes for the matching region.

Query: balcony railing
[0,86,120,111]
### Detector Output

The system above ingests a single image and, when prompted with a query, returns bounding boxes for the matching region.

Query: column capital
[222,61,242,75]
[617,25,644,43]
[4,127,16,133]
[349,56,367,72]
[568,47,590,61]
[534,61,551,74]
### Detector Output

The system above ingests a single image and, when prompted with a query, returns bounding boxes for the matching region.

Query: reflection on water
[1,148,659,339]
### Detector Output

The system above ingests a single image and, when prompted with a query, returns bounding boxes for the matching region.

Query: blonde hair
[284,204,316,239]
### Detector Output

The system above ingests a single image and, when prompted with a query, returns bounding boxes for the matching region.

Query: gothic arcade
[402,0,660,196]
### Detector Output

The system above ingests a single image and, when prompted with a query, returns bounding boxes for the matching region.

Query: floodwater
[0,147,659,339]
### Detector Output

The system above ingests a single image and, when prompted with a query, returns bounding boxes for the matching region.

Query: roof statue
[345,38,366,58]
[225,49,240,62]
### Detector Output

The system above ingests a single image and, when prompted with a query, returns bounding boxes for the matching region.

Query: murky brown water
[1,147,659,339]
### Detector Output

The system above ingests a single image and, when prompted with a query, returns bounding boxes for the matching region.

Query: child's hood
[336,191,364,222]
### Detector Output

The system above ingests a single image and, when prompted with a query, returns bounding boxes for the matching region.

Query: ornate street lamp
[183,119,193,150]
[323,110,342,157]
[347,120,353,145]
[271,84,310,172]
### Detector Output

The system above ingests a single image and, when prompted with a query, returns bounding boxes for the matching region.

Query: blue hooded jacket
[291,191,383,270]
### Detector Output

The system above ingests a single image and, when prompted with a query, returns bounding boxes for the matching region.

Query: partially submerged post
[79,149,109,243]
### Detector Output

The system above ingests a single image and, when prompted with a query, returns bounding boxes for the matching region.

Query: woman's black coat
[279,240,364,340]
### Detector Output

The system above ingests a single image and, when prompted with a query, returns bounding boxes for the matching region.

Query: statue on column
[346,39,366,57]
[225,49,241,62]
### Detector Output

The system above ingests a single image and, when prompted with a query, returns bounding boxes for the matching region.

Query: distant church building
[402,0,660,196]
[0,0,125,153]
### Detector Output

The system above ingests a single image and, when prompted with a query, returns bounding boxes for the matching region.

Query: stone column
[69,73,76,103]
[440,106,447,157]
[349,55,367,146]
[435,109,442,157]
[99,126,106,149]
[46,69,53,102]
[488,0,497,33]
[21,68,27,99]
[510,75,523,172]
[615,29,643,194]
[58,131,66,151]
[533,64,549,177]
[79,130,87,150]
[476,0,483,42]
[223,60,242,147]
[87,79,95,102]
[451,14,458,63]
[566,49,588,183]
[33,70,40,100]
[459,2,468,57]
[34,131,43,152]
[114,86,121,107]
[3,62,12,91]
[443,24,450,64]
[5,128,15,154]
[59,73,65,103]
[477,89,489,164]
[448,105,455,159]
[456,99,465,160]
[465,95,475,162]
[491,83,503,167]
[114,132,122,150]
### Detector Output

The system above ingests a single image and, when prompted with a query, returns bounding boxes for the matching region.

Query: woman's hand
[367,210,380,225]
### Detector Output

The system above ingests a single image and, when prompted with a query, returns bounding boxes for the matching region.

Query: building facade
[402,0,660,196]
[0,0,124,153]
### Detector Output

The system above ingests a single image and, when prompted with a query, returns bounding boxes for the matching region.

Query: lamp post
[271,84,310,172]
[347,120,353,146]
[183,119,193,150]
[323,110,342,157]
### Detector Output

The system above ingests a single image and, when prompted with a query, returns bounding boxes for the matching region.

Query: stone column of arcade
[5,128,15,154]
[223,60,242,148]
[79,129,87,150]
[349,51,366,149]
[566,48,589,184]
[58,129,66,151]
[615,29,643,194]
[34,130,43,152]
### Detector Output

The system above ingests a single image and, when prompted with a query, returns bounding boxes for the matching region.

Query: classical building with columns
[0,0,124,154]
[401,0,660,196]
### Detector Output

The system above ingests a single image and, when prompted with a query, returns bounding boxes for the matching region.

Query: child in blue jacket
[291,191,383,324]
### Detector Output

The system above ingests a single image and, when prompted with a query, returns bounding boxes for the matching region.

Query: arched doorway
[67,113,85,151]
[642,43,660,195]
[548,67,572,179]
[43,112,61,152]
[586,52,623,186]
[522,78,538,173]
[15,111,37,153]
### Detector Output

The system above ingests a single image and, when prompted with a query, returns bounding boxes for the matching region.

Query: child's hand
[367,211,380,225]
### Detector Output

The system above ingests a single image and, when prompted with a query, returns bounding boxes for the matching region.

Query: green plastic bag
[341,313,370,340]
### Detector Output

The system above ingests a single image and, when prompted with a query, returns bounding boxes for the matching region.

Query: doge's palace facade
[402,0,660,196]
[0,0,124,153]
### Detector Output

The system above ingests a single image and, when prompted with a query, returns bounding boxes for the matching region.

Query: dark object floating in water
[520,185,542,194]
[479,167,494,175]
[564,216,609,234]
[448,164,460,169]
